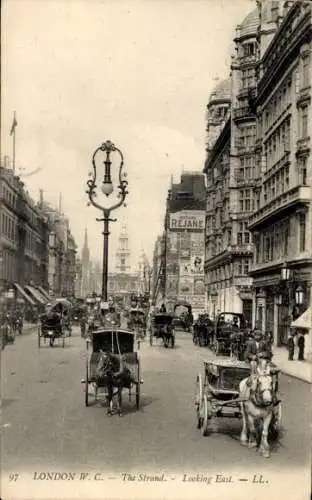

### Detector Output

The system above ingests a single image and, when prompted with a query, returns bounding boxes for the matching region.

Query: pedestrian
[298,332,305,361]
[287,331,296,361]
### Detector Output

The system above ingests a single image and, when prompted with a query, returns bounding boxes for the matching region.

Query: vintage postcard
[1,0,311,499]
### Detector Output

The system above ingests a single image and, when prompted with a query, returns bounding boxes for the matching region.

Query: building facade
[160,172,206,316]
[249,0,312,345]
[204,7,259,324]
[205,1,312,345]
[0,161,50,309]
[40,202,77,298]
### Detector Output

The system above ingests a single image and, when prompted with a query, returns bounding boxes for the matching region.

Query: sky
[2,0,255,270]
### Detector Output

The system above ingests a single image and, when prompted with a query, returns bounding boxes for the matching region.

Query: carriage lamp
[295,285,304,305]
[276,294,283,306]
[86,140,128,301]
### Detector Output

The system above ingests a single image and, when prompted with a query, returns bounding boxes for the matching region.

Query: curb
[278,367,311,384]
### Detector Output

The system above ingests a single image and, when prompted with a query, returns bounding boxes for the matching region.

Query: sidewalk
[22,322,37,334]
[273,346,312,383]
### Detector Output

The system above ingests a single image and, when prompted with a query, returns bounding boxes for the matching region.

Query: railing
[239,54,258,65]
[249,185,311,228]
[233,106,255,121]
[263,151,291,181]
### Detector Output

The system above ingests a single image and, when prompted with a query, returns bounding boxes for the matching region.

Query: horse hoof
[260,449,270,459]
[118,412,124,417]
[240,440,248,447]
[249,441,258,449]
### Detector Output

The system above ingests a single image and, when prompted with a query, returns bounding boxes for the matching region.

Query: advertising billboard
[194,277,205,295]
[190,254,204,275]
[179,261,192,276]
[166,276,179,296]
[179,277,193,295]
[179,295,205,310]
[169,211,205,231]
[167,231,179,253]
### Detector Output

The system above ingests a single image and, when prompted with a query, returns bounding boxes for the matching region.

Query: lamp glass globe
[101,182,113,196]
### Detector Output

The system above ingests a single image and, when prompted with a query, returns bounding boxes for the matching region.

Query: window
[298,156,307,185]
[302,56,310,88]
[238,258,249,275]
[271,2,279,22]
[301,106,308,138]
[227,229,232,245]
[239,189,252,211]
[242,68,255,89]
[299,213,306,252]
[243,42,255,57]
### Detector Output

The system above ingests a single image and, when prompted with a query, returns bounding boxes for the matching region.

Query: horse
[95,350,131,417]
[239,370,279,458]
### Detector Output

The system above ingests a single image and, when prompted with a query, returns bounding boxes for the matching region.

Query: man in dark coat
[244,329,272,363]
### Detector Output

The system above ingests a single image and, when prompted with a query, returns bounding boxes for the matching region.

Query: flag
[10,112,17,136]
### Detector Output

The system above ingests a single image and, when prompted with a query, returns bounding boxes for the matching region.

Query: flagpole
[12,126,16,173]
[10,111,17,173]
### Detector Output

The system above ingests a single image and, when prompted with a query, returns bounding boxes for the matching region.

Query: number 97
[9,473,19,482]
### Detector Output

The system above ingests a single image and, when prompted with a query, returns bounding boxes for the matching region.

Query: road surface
[1,326,310,499]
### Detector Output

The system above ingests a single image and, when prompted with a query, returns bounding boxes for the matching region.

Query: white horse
[239,371,278,458]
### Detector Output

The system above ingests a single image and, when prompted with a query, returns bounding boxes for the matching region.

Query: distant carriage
[211,312,248,357]
[193,314,214,347]
[83,328,142,415]
[127,308,146,339]
[173,301,193,332]
[150,312,175,348]
[38,298,72,348]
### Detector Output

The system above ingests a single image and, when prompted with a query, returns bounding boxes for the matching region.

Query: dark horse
[95,351,132,416]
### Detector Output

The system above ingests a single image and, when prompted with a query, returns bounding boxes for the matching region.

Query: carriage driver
[244,329,272,366]
[244,329,279,393]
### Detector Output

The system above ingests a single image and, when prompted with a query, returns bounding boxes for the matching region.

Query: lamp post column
[102,212,110,302]
[86,140,128,303]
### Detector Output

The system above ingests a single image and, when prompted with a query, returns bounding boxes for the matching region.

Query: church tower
[81,228,90,296]
[116,222,131,273]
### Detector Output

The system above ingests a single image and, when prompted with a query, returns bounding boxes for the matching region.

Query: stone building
[39,199,77,299]
[0,161,50,309]
[157,172,206,315]
[249,0,312,345]
[204,7,259,324]
[107,224,140,304]
[204,0,311,345]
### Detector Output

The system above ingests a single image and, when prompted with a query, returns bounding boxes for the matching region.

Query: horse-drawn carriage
[83,328,142,415]
[172,301,193,332]
[150,312,175,348]
[193,314,214,347]
[38,298,72,348]
[127,308,146,339]
[196,358,282,458]
[211,312,248,357]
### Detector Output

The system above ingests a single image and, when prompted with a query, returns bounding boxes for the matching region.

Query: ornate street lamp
[86,140,128,301]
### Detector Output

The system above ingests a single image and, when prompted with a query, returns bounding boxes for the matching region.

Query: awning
[13,283,36,306]
[37,286,51,301]
[24,285,47,305]
[291,307,312,330]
